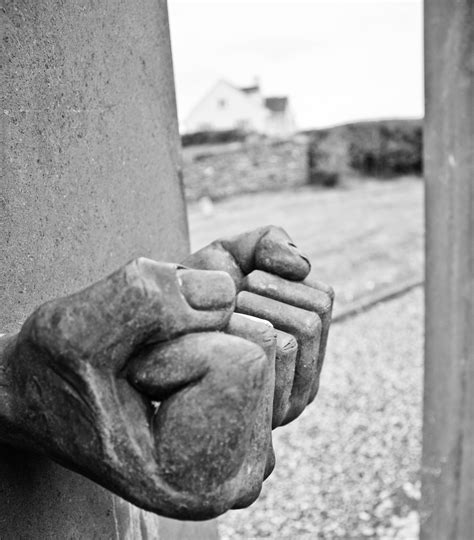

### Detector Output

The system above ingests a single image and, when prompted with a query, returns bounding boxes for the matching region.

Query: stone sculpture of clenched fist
[0,226,333,519]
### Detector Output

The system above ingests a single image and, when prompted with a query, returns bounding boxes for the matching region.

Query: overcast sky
[168,0,423,130]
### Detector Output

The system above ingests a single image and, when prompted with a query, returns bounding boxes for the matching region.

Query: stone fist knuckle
[300,312,322,337]
[126,256,155,277]
[124,257,161,297]
[319,297,333,316]
[265,224,286,236]
[255,325,276,348]
[325,285,336,303]
[210,238,224,250]
[28,301,68,348]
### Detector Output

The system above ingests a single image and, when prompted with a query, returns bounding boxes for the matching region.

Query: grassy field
[188,178,424,539]
[188,177,424,309]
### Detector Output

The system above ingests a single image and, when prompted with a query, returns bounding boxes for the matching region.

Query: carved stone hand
[184,225,334,426]
[184,226,334,511]
[0,226,333,520]
[0,260,268,518]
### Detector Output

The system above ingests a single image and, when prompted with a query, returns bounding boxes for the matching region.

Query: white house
[183,79,296,137]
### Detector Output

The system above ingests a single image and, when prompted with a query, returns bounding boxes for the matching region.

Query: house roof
[240,85,260,94]
[265,97,289,112]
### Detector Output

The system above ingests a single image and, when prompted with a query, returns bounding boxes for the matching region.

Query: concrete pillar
[1,1,217,538]
[422,0,473,537]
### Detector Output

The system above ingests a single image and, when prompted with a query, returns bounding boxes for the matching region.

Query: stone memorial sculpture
[0,225,333,520]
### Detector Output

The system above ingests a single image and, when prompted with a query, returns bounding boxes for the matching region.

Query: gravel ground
[188,179,423,309]
[218,288,423,539]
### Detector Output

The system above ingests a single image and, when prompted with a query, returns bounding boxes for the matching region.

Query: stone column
[1,1,216,538]
[422,0,473,537]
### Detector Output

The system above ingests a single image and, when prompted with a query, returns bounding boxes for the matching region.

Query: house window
[218,98,226,109]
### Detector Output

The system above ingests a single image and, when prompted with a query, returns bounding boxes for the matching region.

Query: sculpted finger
[302,275,335,402]
[228,317,298,429]
[123,260,236,341]
[182,240,244,285]
[225,314,276,507]
[235,292,321,424]
[183,226,311,286]
[226,314,297,430]
[252,226,311,281]
[128,332,269,514]
[242,270,334,383]
[273,330,298,428]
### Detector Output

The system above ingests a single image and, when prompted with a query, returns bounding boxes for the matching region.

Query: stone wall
[182,138,309,201]
[181,120,423,203]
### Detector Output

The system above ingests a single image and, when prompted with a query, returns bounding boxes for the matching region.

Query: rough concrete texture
[1,0,189,331]
[0,0,215,537]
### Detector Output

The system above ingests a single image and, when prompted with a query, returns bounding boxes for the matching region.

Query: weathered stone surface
[1,0,188,334]
[0,261,270,519]
[0,225,334,526]
[225,313,277,507]
[0,0,195,536]
[240,269,335,420]
[185,227,334,425]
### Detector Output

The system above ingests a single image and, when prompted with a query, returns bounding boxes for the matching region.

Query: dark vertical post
[422,0,473,538]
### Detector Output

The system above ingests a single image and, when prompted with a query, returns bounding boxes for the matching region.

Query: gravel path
[218,289,423,539]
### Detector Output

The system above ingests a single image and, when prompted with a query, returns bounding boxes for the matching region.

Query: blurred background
[169,1,423,538]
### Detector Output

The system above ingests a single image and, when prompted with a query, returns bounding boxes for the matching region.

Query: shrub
[306,119,423,182]
[348,120,422,177]
[308,169,340,187]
